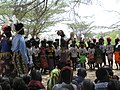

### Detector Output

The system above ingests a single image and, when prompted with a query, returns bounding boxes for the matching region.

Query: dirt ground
[42,62,120,88]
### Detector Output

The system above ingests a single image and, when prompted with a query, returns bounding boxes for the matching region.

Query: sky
[41,0,120,39]
[79,0,120,26]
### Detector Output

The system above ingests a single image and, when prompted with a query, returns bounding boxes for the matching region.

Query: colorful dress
[79,47,87,63]
[46,46,55,71]
[0,37,13,76]
[114,44,120,64]
[39,47,48,69]
[87,48,95,64]
[59,47,69,69]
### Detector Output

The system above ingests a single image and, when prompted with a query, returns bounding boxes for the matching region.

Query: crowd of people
[0,23,120,90]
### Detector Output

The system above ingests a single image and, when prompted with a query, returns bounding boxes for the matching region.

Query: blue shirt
[1,39,9,52]
[11,34,29,64]
[73,76,84,84]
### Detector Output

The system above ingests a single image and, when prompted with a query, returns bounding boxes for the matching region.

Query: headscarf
[47,68,60,90]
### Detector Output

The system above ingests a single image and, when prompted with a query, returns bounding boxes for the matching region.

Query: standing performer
[11,23,29,75]
[79,41,87,68]
[87,43,95,70]
[94,43,103,69]
[69,41,79,71]
[39,40,48,74]
[26,40,34,71]
[32,40,40,70]
[53,39,60,67]
[114,38,120,69]
[0,25,14,76]
[106,37,114,68]
[57,30,71,69]
[99,37,106,65]
[46,40,55,73]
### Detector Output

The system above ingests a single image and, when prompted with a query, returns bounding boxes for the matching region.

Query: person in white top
[32,42,40,70]
[106,37,114,68]
[87,43,95,70]
[26,40,34,71]
[69,41,79,71]
[79,42,88,68]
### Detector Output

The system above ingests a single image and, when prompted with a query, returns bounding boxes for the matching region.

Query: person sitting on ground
[94,67,119,90]
[28,69,45,90]
[103,65,119,80]
[22,75,31,85]
[73,68,87,84]
[52,66,77,90]
[0,76,11,90]
[12,77,28,90]
[72,68,87,90]
[81,79,95,90]
[47,68,60,90]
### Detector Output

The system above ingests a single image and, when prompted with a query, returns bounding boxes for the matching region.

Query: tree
[0,0,68,36]
[0,0,99,37]
[67,21,95,40]
[23,0,68,36]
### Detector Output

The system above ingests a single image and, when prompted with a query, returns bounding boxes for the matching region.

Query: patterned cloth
[39,47,48,69]
[12,52,28,75]
[0,52,13,75]
[87,48,95,64]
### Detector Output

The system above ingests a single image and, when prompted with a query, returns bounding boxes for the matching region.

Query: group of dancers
[0,23,120,77]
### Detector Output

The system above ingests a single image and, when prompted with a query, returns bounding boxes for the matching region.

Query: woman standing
[0,25,13,76]
[11,23,29,76]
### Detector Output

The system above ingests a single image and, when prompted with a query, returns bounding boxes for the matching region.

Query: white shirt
[69,47,79,57]
[106,44,114,54]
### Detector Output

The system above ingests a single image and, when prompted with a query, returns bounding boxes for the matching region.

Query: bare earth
[42,65,120,88]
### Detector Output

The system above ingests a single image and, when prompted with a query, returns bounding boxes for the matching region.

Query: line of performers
[0,25,120,77]
[23,31,120,72]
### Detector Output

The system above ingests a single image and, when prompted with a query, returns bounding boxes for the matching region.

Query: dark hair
[103,65,113,76]
[59,66,73,84]
[12,77,28,90]
[81,79,95,90]
[59,84,74,90]
[14,23,24,35]
[26,40,32,48]
[22,75,31,85]
[30,70,42,81]
[77,68,87,78]
[1,81,11,90]
[4,26,12,37]
[0,77,11,90]
[96,67,109,81]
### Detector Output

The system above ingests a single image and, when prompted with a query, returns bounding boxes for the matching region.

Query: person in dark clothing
[28,69,45,90]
